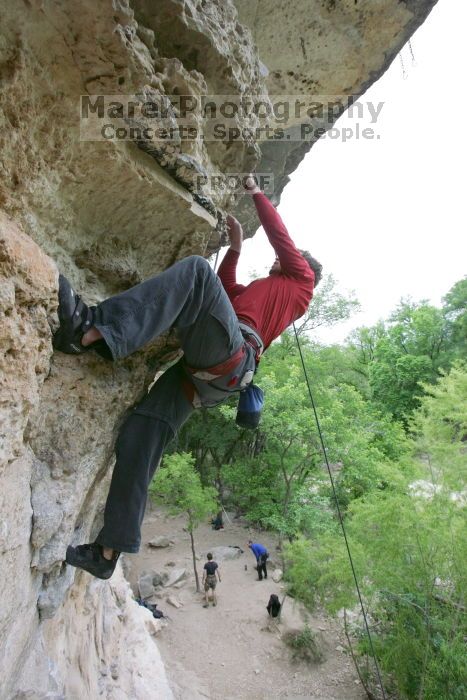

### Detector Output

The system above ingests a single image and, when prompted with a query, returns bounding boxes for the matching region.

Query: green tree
[364,300,448,422]
[149,452,218,592]
[277,274,360,357]
[410,362,467,492]
[442,277,467,362]
[172,400,246,498]
[349,280,467,424]
[348,323,384,367]
[294,273,361,336]
[284,365,467,699]
[223,340,409,531]
[221,359,325,536]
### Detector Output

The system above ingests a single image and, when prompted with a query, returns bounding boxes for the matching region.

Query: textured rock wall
[0,0,437,697]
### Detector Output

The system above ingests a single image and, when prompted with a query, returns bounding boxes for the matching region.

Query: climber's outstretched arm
[244,176,312,282]
[217,214,246,300]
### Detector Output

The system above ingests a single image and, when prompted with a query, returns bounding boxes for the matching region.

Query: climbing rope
[408,39,417,67]
[399,38,416,80]
[213,248,220,272]
[399,51,408,80]
[292,322,387,700]
[212,208,386,696]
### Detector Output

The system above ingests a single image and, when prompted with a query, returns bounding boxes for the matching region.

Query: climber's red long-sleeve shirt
[217,192,315,352]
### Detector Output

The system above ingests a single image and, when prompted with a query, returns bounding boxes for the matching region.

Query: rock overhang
[0,0,439,696]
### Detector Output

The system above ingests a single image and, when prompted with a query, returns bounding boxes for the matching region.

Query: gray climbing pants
[93,256,255,553]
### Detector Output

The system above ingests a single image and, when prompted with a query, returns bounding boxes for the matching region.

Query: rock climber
[54,174,322,579]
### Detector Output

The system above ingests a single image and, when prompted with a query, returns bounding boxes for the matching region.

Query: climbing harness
[210,233,265,428]
[293,323,387,700]
[238,320,264,362]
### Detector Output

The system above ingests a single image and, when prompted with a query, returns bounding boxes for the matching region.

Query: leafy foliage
[294,273,360,335]
[150,452,218,523]
[283,625,324,663]
[149,452,218,590]
[284,365,467,699]
[157,275,466,698]
[442,277,467,361]
[350,281,467,423]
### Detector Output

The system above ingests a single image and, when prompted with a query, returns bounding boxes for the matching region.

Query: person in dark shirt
[56,175,323,581]
[267,594,281,618]
[248,540,269,580]
[202,552,221,607]
[211,511,224,530]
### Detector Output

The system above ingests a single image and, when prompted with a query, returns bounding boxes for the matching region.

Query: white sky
[233,0,466,344]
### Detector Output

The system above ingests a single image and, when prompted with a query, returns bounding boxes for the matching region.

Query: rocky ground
[125,504,367,700]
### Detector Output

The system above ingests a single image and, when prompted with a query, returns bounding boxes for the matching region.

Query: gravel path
[126,505,367,700]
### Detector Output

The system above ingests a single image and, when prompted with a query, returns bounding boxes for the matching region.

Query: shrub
[283,625,324,664]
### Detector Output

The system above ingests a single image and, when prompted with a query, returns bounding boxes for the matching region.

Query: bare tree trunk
[189,529,200,592]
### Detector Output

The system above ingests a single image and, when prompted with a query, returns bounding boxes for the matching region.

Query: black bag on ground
[136,597,165,619]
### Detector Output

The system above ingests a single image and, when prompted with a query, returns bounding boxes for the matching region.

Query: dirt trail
[126,505,366,700]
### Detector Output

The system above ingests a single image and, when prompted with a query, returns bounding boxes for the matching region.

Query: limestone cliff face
[0,1,437,697]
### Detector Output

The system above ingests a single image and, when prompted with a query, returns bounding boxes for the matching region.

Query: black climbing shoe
[53,274,95,354]
[65,542,120,580]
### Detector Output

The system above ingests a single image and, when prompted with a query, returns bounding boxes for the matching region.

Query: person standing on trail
[54,174,322,580]
[202,552,221,607]
[211,511,224,530]
[248,540,269,581]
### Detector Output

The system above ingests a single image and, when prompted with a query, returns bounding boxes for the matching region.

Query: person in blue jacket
[248,540,269,581]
